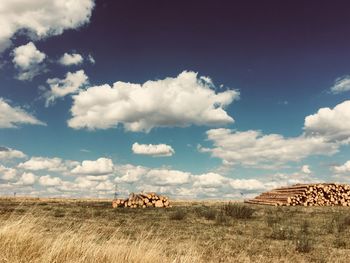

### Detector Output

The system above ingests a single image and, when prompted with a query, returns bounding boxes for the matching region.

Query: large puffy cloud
[58,53,83,66]
[132,142,175,157]
[68,71,239,132]
[145,169,191,186]
[0,146,26,160]
[44,70,88,106]
[301,165,312,174]
[16,172,36,185]
[0,98,45,128]
[0,0,95,53]
[114,164,268,199]
[0,165,17,181]
[304,100,350,143]
[12,42,46,80]
[38,175,62,186]
[332,161,350,174]
[114,165,148,184]
[330,76,350,94]
[71,158,114,175]
[200,128,338,167]
[18,157,77,172]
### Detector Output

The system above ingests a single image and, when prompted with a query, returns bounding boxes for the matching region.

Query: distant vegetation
[0,197,350,262]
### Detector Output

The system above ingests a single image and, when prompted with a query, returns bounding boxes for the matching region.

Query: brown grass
[0,198,350,262]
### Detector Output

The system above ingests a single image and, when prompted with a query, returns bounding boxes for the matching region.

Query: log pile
[245,183,350,206]
[112,192,171,208]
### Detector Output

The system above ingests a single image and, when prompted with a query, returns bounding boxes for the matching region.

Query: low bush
[295,221,312,253]
[222,203,254,219]
[169,209,186,220]
[270,224,294,240]
[215,211,231,225]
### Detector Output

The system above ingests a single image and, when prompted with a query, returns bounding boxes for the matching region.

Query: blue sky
[1,0,350,199]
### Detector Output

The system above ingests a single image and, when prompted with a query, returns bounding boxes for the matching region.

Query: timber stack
[112,192,171,208]
[245,183,350,206]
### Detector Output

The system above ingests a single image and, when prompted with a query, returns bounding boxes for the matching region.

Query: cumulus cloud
[114,165,148,184]
[0,165,17,181]
[132,142,175,157]
[145,169,191,186]
[39,175,62,186]
[88,54,95,64]
[58,52,83,66]
[200,128,338,168]
[301,165,311,174]
[68,71,239,132]
[0,146,26,160]
[71,158,114,175]
[0,98,45,128]
[304,100,350,143]
[330,76,350,94]
[332,161,350,174]
[18,157,77,172]
[16,172,36,185]
[0,0,95,53]
[44,70,88,106]
[114,164,268,199]
[12,42,46,80]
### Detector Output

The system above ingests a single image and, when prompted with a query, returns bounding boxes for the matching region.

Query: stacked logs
[245,183,350,206]
[112,192,171,208]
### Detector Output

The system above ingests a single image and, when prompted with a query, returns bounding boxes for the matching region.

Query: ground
[0,197,349,262]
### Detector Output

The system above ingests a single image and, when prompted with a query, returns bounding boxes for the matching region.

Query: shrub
[215,211,231,225]
[266,214,282,227]
[328,213,350,233]
[169,209,186,220]
[270,224,294,240]
[334,235,347,249]
[222,203,254,219]
[53,209,65,218]
[203,209,217,220]
[295,221,312,253]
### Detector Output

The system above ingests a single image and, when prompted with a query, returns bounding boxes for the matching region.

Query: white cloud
[301,165,311,174]
[96,180,114,191]
[71,158,114,175]
[200,128,338,168]
[229,178,265,190]
[132,142,175,157]
[192,172,228,188]
[0,0,95,53]
[85,175,110,181]
[59,53,83,66]
[114,164,267,199]
[12,42,46,81]
[0,98,45,128]
[332,161,350,174]
[0,146,26,160]
[304,100,350,143]
[68,71,239,132]
[0,165,17,181]
[88,54,95,64]
[17,172,36,185]
[114,165,148,184]
[44,70,88,106]
[18,157,75,172]
[330,76,350,94]
[145,169,191,186]
[39,175,62,186]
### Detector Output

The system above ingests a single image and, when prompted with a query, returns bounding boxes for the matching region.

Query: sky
[1,0,350,199]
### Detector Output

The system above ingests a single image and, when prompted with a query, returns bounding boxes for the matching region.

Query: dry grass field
[0,197,350,262]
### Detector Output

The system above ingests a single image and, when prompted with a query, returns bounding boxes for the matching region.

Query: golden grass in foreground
[0,214,199,263]
[0,198,350,262]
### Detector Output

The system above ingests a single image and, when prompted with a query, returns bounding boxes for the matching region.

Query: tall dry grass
[0,214,200,263]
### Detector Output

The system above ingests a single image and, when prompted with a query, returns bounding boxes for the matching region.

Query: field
[0,197,350,262]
